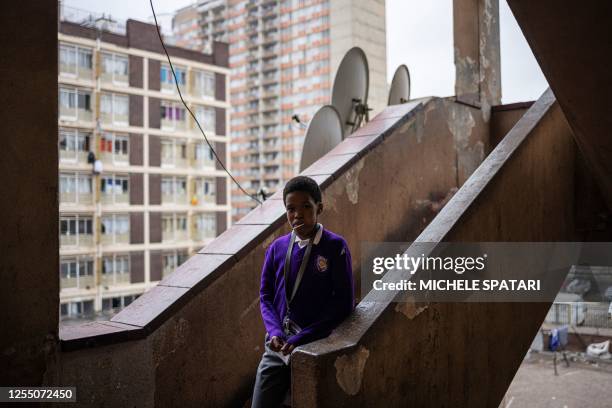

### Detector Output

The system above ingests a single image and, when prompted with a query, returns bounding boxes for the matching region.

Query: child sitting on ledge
[251,175,355,408]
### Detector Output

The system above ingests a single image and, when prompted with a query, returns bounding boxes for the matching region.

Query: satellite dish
[331,47,370,136]
[299,105,343,171]
[388,65,411,105]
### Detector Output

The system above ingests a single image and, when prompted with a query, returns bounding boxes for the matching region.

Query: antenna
[331,47,370,136]
[388,65,411,105]
[299,105,344,171]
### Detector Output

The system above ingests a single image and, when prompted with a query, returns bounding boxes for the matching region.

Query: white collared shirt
[295,223,323,249]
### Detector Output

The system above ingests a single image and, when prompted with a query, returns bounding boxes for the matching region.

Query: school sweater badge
[315,255,328,272]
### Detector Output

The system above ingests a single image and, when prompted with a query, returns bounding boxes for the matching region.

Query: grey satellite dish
[331,47,370,136]
[388,65,411,105]
[299,105,343,171]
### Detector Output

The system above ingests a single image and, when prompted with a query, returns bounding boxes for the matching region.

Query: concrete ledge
[291,88,583,407]
[58,99,430,351]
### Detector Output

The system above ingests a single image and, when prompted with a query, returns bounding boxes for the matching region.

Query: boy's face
[285,191,323,238]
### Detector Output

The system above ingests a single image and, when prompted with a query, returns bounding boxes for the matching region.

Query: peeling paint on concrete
[395,301,428,320]
[423,101,436,126]
[398,117,417,134]
[454,46,480,98]
[334,346,370,395]
[448,105,476,149]
[324,188,338,213]
[345,159,364,204]
[262,234,276,249]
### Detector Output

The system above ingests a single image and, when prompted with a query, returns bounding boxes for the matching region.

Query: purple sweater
[259,228,355,346]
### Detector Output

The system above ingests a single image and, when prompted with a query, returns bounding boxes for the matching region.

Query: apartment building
[173,0,386,221]
[58,13,230,321]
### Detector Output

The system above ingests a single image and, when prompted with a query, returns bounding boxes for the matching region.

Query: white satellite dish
[331,47,370,136]
[299,105,344,171]
[388,65,411,105]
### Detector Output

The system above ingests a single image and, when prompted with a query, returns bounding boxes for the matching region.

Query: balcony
[101,232,129,245]
[60,234,93,248]
[100,272,130,286]
[60,274,95,290]
[161,119,188,132]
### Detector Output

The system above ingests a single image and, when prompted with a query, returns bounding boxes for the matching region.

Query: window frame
[100,173,129,204]
[100,92,129,126]
[100,51,129,85]
[59,43,93,79]
[59,172,93,205]
[100,132,130,165]
[59,214,93,247]
[59,86,92,122]
[101,253,131,286]
[101,213,130,244]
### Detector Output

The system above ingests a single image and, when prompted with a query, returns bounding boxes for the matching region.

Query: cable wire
[148,0,262,205]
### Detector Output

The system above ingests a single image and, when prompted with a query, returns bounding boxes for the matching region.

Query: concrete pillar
[0,1,58,386]
[454,0,501,119]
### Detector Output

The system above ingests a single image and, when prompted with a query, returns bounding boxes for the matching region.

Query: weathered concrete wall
[55,98,490,406]
[508,0,612,212]
[454,0,501,117]
[291,90,585,407]
[0,1,59,387]
[490,102,532,149]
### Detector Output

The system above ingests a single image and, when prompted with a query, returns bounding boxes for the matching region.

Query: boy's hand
[280,342,295,355]
[269,336,284,352]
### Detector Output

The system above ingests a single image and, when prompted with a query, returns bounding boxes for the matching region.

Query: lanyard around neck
[283,224,319,311]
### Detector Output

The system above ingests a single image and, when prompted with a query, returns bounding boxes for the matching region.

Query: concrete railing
[56,97,493,406]
[290,89,580,407]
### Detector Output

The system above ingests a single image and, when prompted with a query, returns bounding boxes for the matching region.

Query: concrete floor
[500,354,612,408]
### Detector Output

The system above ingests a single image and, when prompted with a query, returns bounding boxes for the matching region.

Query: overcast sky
[63,0,548,104]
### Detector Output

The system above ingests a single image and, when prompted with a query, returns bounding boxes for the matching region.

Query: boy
[251,176,355,408]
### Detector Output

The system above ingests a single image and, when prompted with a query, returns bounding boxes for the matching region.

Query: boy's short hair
[283,176,322,204]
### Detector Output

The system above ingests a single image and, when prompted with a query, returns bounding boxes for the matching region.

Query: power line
[148,0,262,205]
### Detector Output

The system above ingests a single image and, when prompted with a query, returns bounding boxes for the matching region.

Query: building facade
[58,14,231,321]
[173,0,386,221]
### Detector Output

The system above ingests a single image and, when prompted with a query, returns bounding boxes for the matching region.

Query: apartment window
[102,294,138,312]
[60,300,94,319]
[101,214,130,244]
[160,101,187,130]
[59,87,92,122]
[59,172,93,205]
[195,213,216,240]
[100,92,129,126]
[161,139,188,167]
[162,213,188,242]
[195,177,216,204]
[195,105,216,133]
[59,128,91,163]
[161,176,188,204]
[161,64,186,93]
[60,215,93,247]
[59,43,93,80]
[194,143,215,168]
[101,254,130,286]
[100,174,129,204]
[100,133,129,165]
[101,52,129,85]
[162,250,189,278]
[60,256,94,290]
[193,70,215,98]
